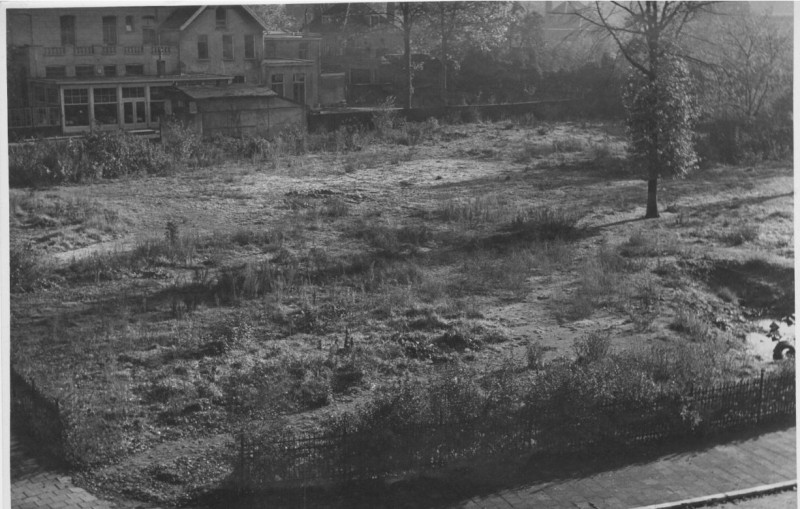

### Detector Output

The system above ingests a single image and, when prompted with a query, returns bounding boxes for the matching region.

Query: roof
[160,5,272,32]
[262,58,314,66]
[160,6,205,31]
[31,73,231,86]
[173,85,278,100]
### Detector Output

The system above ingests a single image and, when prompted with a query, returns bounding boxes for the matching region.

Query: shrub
[526,341,548,369]
[9,138,86,186]
[670,309,710,341]
[510,206,583,240]
[10,244,52,292]
[573,333,611,364]
[9,131,170,187]
[718,224,759,246]
[82,130,170,178]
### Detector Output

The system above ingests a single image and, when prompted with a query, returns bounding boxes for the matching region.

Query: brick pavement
[441,426,796,509]
[11,431,117,509]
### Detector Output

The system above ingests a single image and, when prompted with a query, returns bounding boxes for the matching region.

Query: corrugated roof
[174,85,278,100]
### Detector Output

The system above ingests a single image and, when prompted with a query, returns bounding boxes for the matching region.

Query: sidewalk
[11,430,116,509]
[11,424,797,509]
[441,425,797,509]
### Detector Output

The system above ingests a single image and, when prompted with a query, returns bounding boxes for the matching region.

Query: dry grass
[8,120,793,503]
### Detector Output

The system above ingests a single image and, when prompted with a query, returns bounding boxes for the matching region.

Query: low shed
[166,84,305,138]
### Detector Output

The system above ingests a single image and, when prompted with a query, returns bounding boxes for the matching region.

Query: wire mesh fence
[236,370,795,490]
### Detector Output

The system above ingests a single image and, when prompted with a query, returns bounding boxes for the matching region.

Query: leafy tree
[578,2,713,218]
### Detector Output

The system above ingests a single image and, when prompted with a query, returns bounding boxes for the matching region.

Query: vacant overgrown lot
[9,119,794,505]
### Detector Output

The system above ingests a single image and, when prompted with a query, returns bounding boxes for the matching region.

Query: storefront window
[149,86,168,122]
[93,87,118,126]
[64,88,89,126]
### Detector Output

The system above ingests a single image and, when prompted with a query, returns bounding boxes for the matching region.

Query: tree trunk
[441,38,448,105]
[404,25,413,109]
[645,178,659,218]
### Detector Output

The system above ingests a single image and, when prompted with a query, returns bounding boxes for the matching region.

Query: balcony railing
[41,45,175,57]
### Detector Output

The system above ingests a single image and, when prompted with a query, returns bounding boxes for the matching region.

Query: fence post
[756,368,765,424]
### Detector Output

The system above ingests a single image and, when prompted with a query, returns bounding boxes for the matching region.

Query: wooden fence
[236,371,795,490]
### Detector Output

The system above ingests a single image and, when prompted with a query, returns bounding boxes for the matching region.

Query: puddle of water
[745,319,795,361]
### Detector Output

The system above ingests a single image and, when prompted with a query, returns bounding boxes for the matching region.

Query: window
[125,15,134,32]
[293,73,306,103]
[271,73,284,96]
[233,75,245,84]
[64,88,90,126]
[244,34,255,59]
[45,66,66,79]
[149,86,167,122]
[142,16,156,45]
[34,85,47,104]
[122,86,145,98]
[75,65,95,78]
[103,65,117,77]
[216,7,227,29]
[222,34,234,60]
[93,87,118,125]
[60,15,75,46]
[265,40,277,58]
[299,42,309,60]
[125,64,144,76]
[103,16,117,46]
[197,35,209,59]
[143,28,156,45]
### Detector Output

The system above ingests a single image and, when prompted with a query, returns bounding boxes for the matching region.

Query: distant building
[303,3,403,105]
[6,5,323,137]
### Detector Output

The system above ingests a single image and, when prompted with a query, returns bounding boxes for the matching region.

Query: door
[121,86,147,128]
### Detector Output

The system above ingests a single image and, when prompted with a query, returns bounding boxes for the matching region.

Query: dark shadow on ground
[195,420,795,509]
[10,424,69,479]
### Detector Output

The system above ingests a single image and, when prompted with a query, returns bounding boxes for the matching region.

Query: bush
[83,130,170,178]
[510,206,584,240]
[10,244,51,292]
[696,116,792,165]
[9,131,170,187]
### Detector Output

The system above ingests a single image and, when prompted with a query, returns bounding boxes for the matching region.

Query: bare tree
[695,9,792,120]
[386,2,427,109]
[577,2,714,218]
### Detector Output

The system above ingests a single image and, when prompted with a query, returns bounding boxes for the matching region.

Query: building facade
[303,3,403,105]
[7,5,321,136]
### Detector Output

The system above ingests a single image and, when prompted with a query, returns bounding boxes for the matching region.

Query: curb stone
[631,480,797,509]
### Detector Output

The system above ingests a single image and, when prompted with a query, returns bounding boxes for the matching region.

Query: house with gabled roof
[6,5,322,137]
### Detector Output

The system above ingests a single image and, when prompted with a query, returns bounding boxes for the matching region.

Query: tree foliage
[624,56,698,179]
[577,1,712,218]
